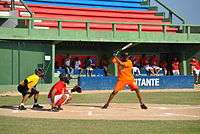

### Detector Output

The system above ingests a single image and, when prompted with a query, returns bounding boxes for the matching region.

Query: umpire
[18,68,44,110]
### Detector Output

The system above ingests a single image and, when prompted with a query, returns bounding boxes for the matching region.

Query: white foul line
[164,113,200,118]
[88,111,92,116]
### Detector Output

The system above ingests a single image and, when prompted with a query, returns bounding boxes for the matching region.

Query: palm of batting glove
[113,50,120,56]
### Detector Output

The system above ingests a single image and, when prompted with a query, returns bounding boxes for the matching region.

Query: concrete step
[0,10,10,16]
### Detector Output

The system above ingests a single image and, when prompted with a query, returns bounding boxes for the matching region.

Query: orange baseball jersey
[112,57,134,81]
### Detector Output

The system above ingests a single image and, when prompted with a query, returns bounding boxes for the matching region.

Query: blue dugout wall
[79,76,194,90]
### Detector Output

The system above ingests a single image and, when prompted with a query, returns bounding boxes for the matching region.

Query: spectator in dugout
[150,55,162,76]
[64,54,72,77]
[74,57,82,76]
[130,56,141,76]
[190,57,200,83]
[159,60,168,75]
[140,54,155,76]
[55,54,65,69]
[171,57,180,75]
[99,55,110,76]
[85,56,95,77]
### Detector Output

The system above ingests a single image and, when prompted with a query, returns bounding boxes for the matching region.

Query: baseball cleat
[32,104,43,109]
[50,107,59,112]
[102,104,109,109]
[57,107,63,110]
[140,104,148,109]
[18,105,27,110]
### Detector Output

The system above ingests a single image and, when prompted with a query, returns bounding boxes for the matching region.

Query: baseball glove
[71,85,82,93]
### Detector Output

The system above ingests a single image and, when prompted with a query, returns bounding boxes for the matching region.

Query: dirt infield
[0,89,199,97]
[0,103,199,120]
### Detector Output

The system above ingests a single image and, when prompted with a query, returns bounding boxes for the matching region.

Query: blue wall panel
[79,76,117,90]
[79,76,194,90]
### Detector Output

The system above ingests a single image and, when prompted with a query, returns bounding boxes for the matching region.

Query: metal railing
[19,0,33,17]
[10,0,33,17]
[147,0,185,24]
[11,0,15,10]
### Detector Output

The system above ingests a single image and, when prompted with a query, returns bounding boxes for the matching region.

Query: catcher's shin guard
[55,94,69,106]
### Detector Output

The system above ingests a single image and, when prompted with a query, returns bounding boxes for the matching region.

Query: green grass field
[0,92,200,105]
[0,91,200,134]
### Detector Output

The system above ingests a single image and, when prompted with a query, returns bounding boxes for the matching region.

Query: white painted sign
[136,78,160,87]
[45,56,51,61]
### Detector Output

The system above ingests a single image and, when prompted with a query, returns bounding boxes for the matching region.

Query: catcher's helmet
[35,68,44,77]
[59,73,70,84]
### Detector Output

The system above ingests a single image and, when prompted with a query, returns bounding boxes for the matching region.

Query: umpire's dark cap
[35,68,44,77]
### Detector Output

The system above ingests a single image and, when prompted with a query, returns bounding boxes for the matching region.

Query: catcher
[48,73,82,112]
[17,68,44,110]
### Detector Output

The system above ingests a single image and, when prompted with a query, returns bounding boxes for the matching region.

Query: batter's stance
[102,52,148,109]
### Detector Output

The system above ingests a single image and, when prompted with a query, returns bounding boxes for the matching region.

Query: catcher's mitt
[71,85,82,93]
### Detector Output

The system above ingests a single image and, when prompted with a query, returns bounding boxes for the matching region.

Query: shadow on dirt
[0,105,50,111]
[0,105,18,110]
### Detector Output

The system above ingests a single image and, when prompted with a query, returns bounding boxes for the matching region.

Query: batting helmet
[35,68,44,77]
[59,73,70,84]
[121,52,129,58]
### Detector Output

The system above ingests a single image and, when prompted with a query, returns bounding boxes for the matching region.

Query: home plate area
[0,103,199,120]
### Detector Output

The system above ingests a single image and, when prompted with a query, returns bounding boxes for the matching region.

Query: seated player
[159,60,168,75]
[48,73,82,112]
[171,57,180,75]
[132,66,141,76]
[130,56,141,76]
[140,54,155,76]
[150,55,162,76]
[74,57,82,76]
[85,56,95,77]
[17,68,44,110]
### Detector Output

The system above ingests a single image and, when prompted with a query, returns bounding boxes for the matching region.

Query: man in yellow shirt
[17,68,44,110]
[102,52,147,109]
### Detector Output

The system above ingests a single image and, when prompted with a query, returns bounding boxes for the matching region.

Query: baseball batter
[102,52,148,109]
